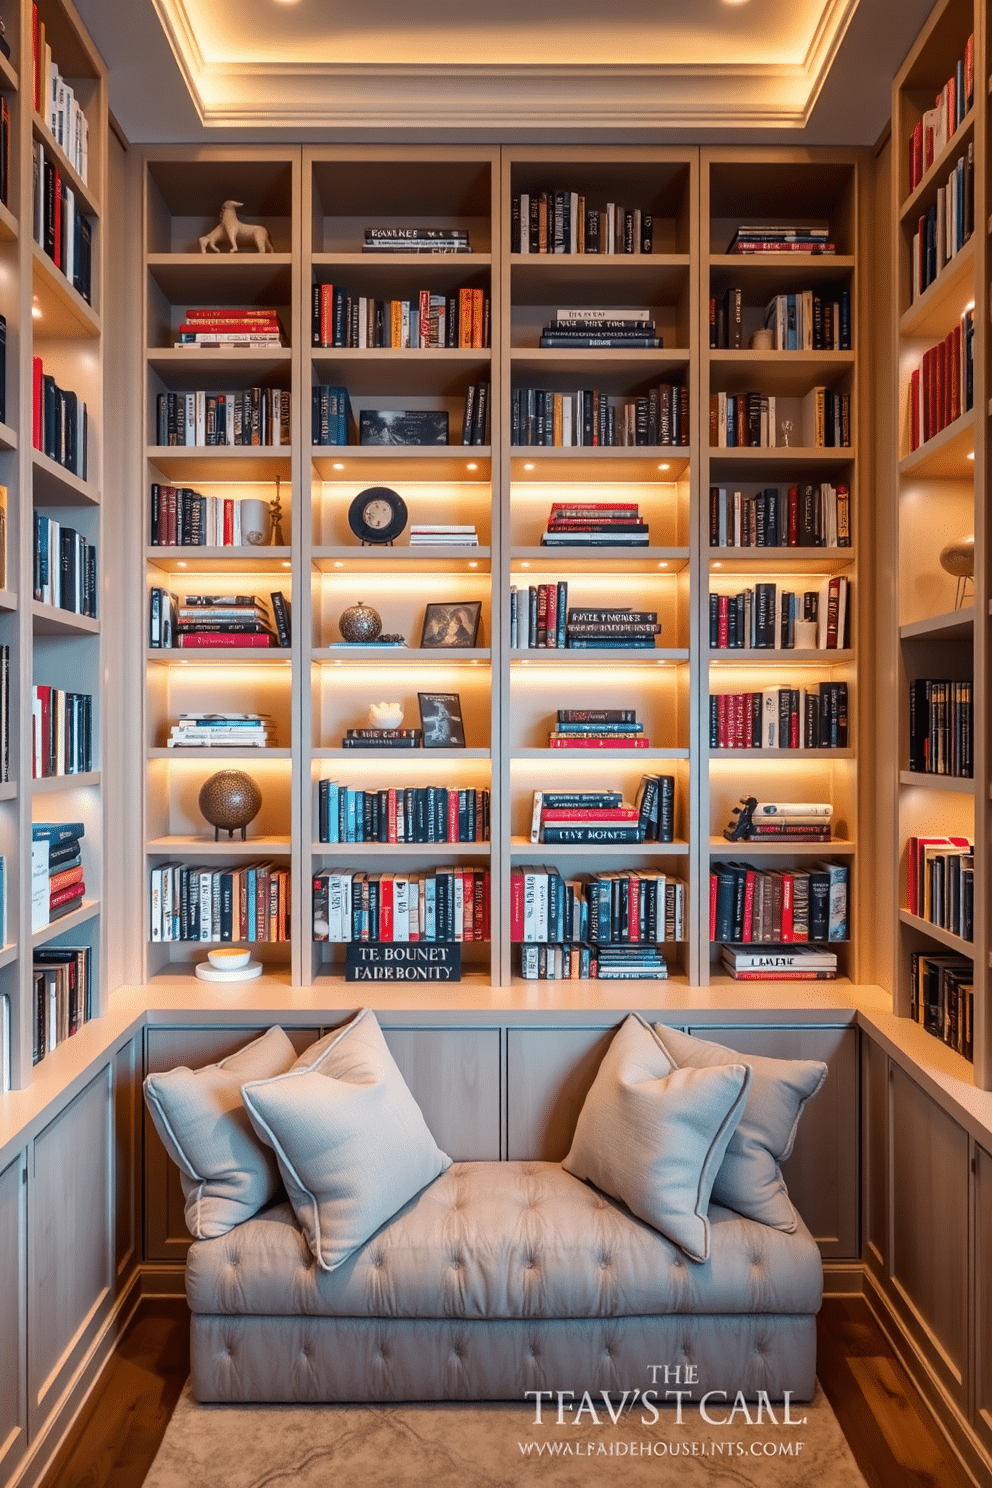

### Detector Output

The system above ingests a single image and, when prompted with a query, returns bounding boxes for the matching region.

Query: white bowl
[207,948,251,970]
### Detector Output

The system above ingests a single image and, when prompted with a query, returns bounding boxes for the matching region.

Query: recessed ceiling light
[523,462,534,471]
[332,462,344,471]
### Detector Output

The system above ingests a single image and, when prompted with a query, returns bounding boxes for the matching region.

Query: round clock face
[348,486,408,544]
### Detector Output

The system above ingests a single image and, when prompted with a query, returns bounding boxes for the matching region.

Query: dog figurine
[199,201,272,254]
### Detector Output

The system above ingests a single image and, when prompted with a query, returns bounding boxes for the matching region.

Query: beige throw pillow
[143,1025,298,1239]
[241,1006,452,1272]
[652,1025,827,1231]
[563,1013,750,1262]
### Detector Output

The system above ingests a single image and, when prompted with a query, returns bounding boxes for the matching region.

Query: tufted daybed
[185,1158,823,1403]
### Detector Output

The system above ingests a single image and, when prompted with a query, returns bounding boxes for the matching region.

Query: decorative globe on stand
[939,536,975,610]
[339,601,382,642]
[199,770,262,841]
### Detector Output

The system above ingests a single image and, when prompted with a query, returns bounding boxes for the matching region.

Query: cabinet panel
[29,1071,113,1434]
[0,1154,26,1488]
[143,1025,319,1262]
[382,1028,500,1161]
[975,1143,992,1454]
[861,1034,887,1275]
[506,1026,615,1161]
[889,1063,968,1409]
[688,1025,859,1258]
[114,1039,139,1284]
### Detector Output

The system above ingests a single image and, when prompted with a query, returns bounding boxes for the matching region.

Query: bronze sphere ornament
[339,601,383,643]
[198,770,263,841]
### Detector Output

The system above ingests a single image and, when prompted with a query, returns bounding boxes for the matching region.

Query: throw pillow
[241,1006,452,1272]
[563,1012,750,1262]
[652,1025,828,1231]
[143,1025,298,1239]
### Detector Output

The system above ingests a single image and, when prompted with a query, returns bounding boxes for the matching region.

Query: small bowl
[207,948,251,970]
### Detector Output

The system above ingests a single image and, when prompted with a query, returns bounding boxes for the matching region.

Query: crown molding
[150,0,860,131]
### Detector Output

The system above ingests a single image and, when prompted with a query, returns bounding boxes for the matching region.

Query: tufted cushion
[241,1007,451,1273]
[186,1162,823,1320]
[143,1025,298,1239]
[562,1013,750,1262]
[652,1026,828,1232]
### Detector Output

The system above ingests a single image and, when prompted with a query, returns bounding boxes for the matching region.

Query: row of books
[32,359,88,478]
[907,310,974,450]
[34,14,91,182]
[711,861,848,944]
[906,834,973,943]
[511,589,659,649]
[31,687,92,778]
[709,287,851,350]
[709,482,851,548]
[33,514,97,616]
[719,945,838,980]
[511,385,689,447]
[530,777,675,845]
[318,782,490,844]
[539,500,650,547]
[510,868,686,945]
[31,821,85,930]
[155,389,292,448]
[148,590,291,650]
[33,145,93,304]
[32,947,92,1066]
[910,145,974,302]
[910,951,972,1061]
[908,678,972,778]
[312,284,489,349]
[362,228,472,255]
[409,524,480,546]
[167,713,276,749]
[547,709,651,753]
[312,868,490,943]
[149,485,277,548]
[709,387,851,449]
[710,684,849,751]
[517,944,668,981]
[726,226,836,255]
[149,861,291,943]
[907,33,973,193]
[174,307,284,348]
[538,309,660,350]
[512,193,654,255]
[708,577,851,651]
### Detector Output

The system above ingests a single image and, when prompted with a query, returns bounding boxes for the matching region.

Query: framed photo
[420,601,482,649]
[418,692,466,748]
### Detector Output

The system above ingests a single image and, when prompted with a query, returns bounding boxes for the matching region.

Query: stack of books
[566,607,659,649]
[363,228,471,254]
[539,308,661,349]
[595,946,669,980]
[548,710,650,751]
[723,799,833,843]
[530,775,675,843]
[510,584,658,647]
[340,728,423,750]
[539,501,650,547]
[409,524,479,547]
[174,307,284,349]
[711,861,848,942]
[727,226,836,255]
[721,946,839,981]
[167,714,276,749]
[32,946,92,1064]
[517,944,669,981]
[149,591,290,650]
[31,822,85,931]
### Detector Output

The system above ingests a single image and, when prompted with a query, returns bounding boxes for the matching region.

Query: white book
[569,192,579,253]
[184,393,195,445]
[393,878,409,942]
[519,194,529,253]
[0,993,9,1094]
[762,689,779,749]
[424,876,436,940]
[752,802,833,818]
[718,390,727,447]
[452,872,464,942]
[195,391,206,445]
[530,791,543,844]
[522,868,537,942]
[199,870,212,941]
[48,978,57,1052]
[767,394,776,446]
[64,186,75,284]
[327,872,341,942]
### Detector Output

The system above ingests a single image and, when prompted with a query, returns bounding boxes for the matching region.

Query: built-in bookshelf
[0,0,106,1090]
[889,0,986,1082]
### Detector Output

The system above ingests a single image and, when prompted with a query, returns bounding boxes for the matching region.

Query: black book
[270,592,292,648]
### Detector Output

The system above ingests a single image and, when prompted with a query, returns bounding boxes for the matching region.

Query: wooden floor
[37,1295,975,1488]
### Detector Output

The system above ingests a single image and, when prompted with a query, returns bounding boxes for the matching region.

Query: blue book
[32,822,84,843]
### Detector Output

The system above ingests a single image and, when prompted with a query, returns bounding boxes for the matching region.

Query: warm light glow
[658,562,667,569]
[967,451,975,460]
[658,463,670,471]
[521,562,530,568]
[965,300,976,311]
[523,463,534,471]
[468,561,478,568]
[282,561,291,568]
[466,462,478,471]
[332,462,345,471]
[177,561,187,568]
[334,561,343,568]
[32,303,41,319]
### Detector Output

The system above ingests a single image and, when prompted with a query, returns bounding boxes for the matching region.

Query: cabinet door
[381,1027,500,1160]
[973,1142,992,1453]
[143,1026,318,1263]
[114,1039,139,1289]
[688,1025,858,1258]
[889,1063,968,1411]
[506,1026,615,1160]
[0,1152,26,1488]
[29,1070,113,1436]
[861,1034,887,1276]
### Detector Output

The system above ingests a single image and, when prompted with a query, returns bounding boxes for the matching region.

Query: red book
[472,289,485,349]
[473,870,484,941]
[510,869,524,941]
[965,35,974,108]
[935,339,946,435]
[947,75,956,138]
[548,737,650,749]
[909,367,920,451]
[717,693,728,747]
[475,788,484,844]
[546,582,557,648]
[541,808,639,822]
[49,864,84,893]
[387,788,398,844]
[35,684,51,777]
[50,881,85,910]
[742,869,756,941]
[447,790,458,843]
[418,290,431,347]
[949,323,961,422]
[482,870,491,942]
[709,871,718,940]
[787,485,799,545]
[223,499,234,545]
[320,284,334,347]
[184,308,279,321]
[717,595,729,647]
[379,876,393,941]
[781,873,795,941]
[33,356,43,450]
[734,692,745,749]
[735,393,747,447]
[176,633,273,648]
[628,875,640,942]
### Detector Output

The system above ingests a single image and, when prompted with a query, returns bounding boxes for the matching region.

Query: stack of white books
[409,524,479,546]
[167,713,275,748]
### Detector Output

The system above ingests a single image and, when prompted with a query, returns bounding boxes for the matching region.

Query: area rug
[143,1382,867,1487]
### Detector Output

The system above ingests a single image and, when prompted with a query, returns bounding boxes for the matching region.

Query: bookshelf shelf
[0,421,17,452]
[898,106,975,223]
[314,647,490,666]
[707,254,856,293]
[313,250,493,271]
[0,199,17,244]
[31,451,98,507]
[146,348,292,384]
[710,748,855,761]
[146,447,293,482]
[31,243,99,338]
[0,49,17,91]
[709,350,856,397]
[511,449,690,480]
[898,910,973,957]
[899,606,974,641]
[145,649,293,667]
[31,900,100,948]
[31,604,99,636]
[314,547,490,572]
[899,234,975,339]
[708,837,857,856]
[898,408,975,477]
[898,770,975,794]
[708,448,855,476]
[708,549,854,573]
[31,772,101,794]
[149,747,293,761]
[145,252,294,302]
[147,547,294,574]
[510,349,690,376]
[146,835,293,856]
[31,114,100,218]
[312,448,492,480]
[0,590,17,612]
[708,649,854,664]
[314,747,491,762]
[313,841,491,858]
[511,747,689,761]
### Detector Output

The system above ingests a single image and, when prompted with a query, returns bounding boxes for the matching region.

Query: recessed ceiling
[76,0,939,143]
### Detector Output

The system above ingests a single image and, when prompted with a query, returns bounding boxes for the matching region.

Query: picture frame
[418,692,466,748]
[420,601,482,649]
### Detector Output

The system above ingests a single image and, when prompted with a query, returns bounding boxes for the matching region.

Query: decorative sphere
[939,536,974,578]
[339,601,382,642]
[198,770,262,832]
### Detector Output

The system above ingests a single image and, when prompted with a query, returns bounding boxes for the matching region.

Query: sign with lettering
[345,943,462,981]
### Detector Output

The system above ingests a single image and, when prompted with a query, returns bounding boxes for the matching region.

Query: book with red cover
[50,881,85,910]
[176,633,273,648]
[32,356,43,450]
[541,808,639,822]
[548,737,651,749]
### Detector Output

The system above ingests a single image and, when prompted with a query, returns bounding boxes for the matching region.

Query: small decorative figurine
[939,536,975,609]
[198,770,262,840]
[339,601,383,643]
[779,418,793,447]
[199,201,273,254]
[269,478,286,546]
[369,702,404,730]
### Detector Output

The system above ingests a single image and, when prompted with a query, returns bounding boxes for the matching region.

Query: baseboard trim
[137,1262,188,1301]
[821,1261,865,1296]
[863,1270,990,1488]
[11,1268,145,1488]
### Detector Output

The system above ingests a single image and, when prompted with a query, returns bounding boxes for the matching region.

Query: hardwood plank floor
[35,1295,975,1488]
